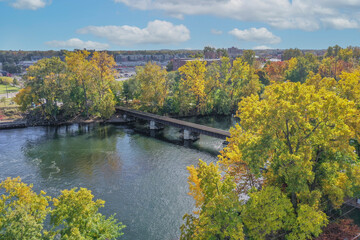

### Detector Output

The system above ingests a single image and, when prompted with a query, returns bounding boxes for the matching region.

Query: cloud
[253,45,273,50]
[211,29,223,35]
[114,0,360,31]
[45,38,110,50]
[229,27,281,44]
[0,0,49,10]
[77,20,190,46]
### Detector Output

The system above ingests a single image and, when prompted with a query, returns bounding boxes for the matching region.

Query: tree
[89,51,117,118]
[0,177,125,240]
[0,177,49,240]
[136,62,168,113]
[285,56,315,83]
[316,219,360,240]
[181,80,360,239]
[49,188,125,239]
[283,48,303,61]
[218,81,359,238]
[242,50,255,66]
[0,77,13,98]
[242,186,295,239]
[65,50,93,117]
[264,61,289,82]
[14,57,66,120]
[180,160,244,240]
[178,59,207,114]
[166,60,174,72]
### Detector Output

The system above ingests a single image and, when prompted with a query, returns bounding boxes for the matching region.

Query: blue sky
[1,0,360,50]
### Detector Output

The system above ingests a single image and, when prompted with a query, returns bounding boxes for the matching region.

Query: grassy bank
[0,98,21,121]
[0,84,19,94]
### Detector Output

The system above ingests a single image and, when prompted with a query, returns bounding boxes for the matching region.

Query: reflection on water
[0,116,234,240]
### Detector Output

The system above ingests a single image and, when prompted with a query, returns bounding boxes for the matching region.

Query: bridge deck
[116,107,231,140]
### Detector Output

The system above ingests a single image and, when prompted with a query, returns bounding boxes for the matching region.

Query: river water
[0,116,236,239]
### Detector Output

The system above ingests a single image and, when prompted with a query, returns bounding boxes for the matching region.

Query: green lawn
[0,84,19,94]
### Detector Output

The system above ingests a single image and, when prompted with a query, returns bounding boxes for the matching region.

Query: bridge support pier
[183,129,200,141]
[149,120,163,130]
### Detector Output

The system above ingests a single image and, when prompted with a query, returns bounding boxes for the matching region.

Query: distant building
[228,47,242,58]
[18,61,37,68]
[269,58,282,62]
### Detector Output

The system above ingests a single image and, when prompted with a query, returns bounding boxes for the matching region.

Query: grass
[0,84,20,95]
[0,98,21,121]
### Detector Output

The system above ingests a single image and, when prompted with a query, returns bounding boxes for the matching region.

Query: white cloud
[114,0,360,31]
[253,45,273,50]
[321,17,359,29]
[1,0,49,10]
[229,27,281,44]
[211,29,223,35]
[45,38,110,50]
[77,20,190,46]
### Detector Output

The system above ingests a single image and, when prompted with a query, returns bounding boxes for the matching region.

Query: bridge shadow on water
[114,120,226,157]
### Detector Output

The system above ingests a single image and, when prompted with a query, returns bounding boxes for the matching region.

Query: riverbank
[0,112,133,130]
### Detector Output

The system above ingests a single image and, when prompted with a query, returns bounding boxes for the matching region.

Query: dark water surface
[0,116,235,239]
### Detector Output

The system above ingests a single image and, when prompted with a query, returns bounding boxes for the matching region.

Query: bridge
[115,106,231,140]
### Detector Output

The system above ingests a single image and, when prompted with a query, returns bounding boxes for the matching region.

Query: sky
[1,0,360,50]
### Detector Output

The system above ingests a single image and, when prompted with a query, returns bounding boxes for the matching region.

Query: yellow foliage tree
[216,81,359,238]
[179,59,207,114]
[136,62,168,112]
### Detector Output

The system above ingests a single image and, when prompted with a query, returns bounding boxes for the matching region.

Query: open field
[0,84,19,95]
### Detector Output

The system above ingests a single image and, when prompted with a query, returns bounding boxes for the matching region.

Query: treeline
[15,51,119,120]
[122,56,262,116]
[179,48,360,239]
[0,49,201,73]
[122,45,360,117]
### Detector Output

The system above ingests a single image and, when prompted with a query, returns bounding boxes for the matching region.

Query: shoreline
[0,119,109,130]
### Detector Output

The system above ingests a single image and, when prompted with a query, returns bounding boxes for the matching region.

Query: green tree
[14,57,66,120]
[0,77,13,98]
[49,188,125,239]
[282,48,303,61]
[242,50,255,66]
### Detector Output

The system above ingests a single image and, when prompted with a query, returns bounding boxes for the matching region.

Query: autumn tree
[136,62,168,113]
[316,219,360,240]
[220,81,359,238]
[0,177,49,239]
[242,50,255,66]
[285,56,316,83]
[14,57,66,120]
[283,48,303,61]
[183,80,360,239]
[180,161,244,240]
[264,61,288,82]
[0,177,125,240]
[229,58,261,111]
[65,50,93,117]
[90,51,117,118]
[178,59,207,114]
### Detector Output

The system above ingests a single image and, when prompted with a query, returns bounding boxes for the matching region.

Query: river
[0,116,235,239]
